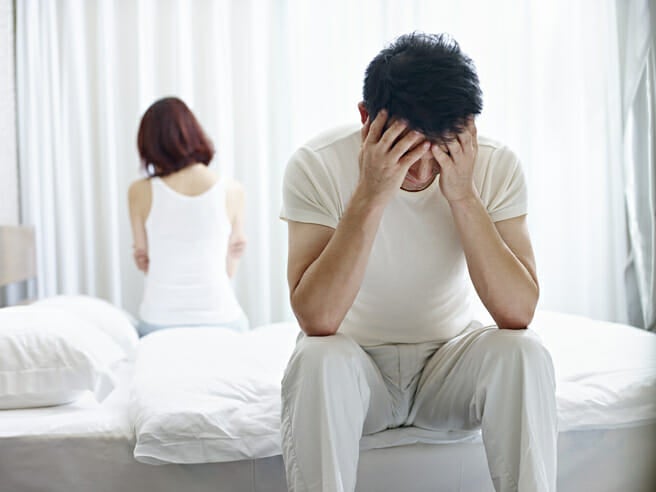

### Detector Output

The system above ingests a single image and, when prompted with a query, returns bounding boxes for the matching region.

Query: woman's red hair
[137,97,214,177]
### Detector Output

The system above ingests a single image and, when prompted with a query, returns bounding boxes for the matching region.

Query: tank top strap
[149,176,165,197]
[211,176,225,197]
[148,177,162,209]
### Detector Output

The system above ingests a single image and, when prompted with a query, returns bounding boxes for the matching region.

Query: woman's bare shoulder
[128,178,152,215]
[128,177,150,196]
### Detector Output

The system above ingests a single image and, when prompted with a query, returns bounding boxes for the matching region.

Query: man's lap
[284,324,552,433]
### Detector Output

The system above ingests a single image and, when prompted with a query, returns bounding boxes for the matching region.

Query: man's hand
[358,110,431,206]
[431,119,478,203]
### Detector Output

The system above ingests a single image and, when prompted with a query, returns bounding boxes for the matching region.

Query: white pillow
[0,306,125,409]
[34,295,138,357]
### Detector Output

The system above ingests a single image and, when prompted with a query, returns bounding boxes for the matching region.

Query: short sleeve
[280,147,340,229]
[478,146,528,222]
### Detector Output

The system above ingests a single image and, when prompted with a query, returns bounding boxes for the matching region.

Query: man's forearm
[450,195,538,329]
[291,187,384,336]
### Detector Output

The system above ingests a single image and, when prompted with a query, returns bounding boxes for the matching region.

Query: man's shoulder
[301,124,361,154]
[477,135,512,156]
[477,135,504,150]
[282,125,359,226]
[287,124,361,181]
[476,135,520,167]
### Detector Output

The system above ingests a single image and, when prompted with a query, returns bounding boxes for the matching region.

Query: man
[280,33,557,492]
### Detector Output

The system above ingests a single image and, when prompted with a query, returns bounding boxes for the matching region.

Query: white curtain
[616,0,656,331]
[16,0,631,326]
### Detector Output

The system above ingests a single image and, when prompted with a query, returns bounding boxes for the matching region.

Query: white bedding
[131,322,298,464]
[537,311,656,431]
[0,360,133,440]
[1,310,656,492]
[130,311,656,465]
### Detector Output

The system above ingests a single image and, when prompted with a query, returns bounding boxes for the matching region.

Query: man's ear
[357,102,368,125]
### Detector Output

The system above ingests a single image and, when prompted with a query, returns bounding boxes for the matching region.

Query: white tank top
[138,177,245,326]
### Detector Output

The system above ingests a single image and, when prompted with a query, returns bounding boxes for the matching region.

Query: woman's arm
[226,180,246,278]
[128,179,151,273]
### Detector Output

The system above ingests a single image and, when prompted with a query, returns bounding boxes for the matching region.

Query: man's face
[390,123,441,192]
[401,149,440,191]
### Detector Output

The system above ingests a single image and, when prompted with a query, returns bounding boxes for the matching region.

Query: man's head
[361,32,482,144]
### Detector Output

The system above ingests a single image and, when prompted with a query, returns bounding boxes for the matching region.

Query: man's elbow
[291,296,340,336]
[301,322,339,337]
[295,311,340,336]
[494,303,537,330]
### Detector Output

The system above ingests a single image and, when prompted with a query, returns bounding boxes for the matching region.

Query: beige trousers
[281,324,557,492]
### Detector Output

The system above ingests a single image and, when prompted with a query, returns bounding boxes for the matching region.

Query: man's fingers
[446,138,463,159]
[468,118,478,152]
[431,144,454,168]
[360,116,370,141]
[399,140,431,168]
[390,130,425,161]
[365,109,387,144]
[378,118,409,150]
[467,117,476,133]
[456,128,473,153]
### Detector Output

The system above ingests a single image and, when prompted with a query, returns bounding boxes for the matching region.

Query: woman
[128,97,248,336]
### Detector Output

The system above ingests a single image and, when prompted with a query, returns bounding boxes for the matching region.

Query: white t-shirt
[281,125,528,346]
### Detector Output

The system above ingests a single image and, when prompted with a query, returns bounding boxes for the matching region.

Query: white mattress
[1,420,655,492]
[1,311,656,491]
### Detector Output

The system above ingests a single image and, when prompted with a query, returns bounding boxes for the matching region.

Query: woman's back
[159,162,218,196]
[137,166,244,326]
[130,97,247,334]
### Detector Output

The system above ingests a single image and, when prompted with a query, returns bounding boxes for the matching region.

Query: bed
[1,226,655,492]
[1,310,655,492]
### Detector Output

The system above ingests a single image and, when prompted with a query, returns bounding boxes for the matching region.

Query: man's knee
[481,329,555,376]
[282,333,363,388]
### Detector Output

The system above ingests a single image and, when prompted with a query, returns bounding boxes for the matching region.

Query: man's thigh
[408,326,548,429]
[282,332,397,435]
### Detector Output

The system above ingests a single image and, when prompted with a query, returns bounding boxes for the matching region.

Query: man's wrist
[351,183,388,218]
[447,192,482,212]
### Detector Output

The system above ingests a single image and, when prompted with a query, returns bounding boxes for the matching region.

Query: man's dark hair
[363,32,482,143]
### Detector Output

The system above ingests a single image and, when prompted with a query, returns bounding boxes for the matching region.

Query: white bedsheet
[130,322,298,464]
[130,311,656,465]
[537,311,656,430]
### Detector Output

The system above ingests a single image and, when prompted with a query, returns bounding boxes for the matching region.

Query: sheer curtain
[616,0,656,331]
[16,0,633,327]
